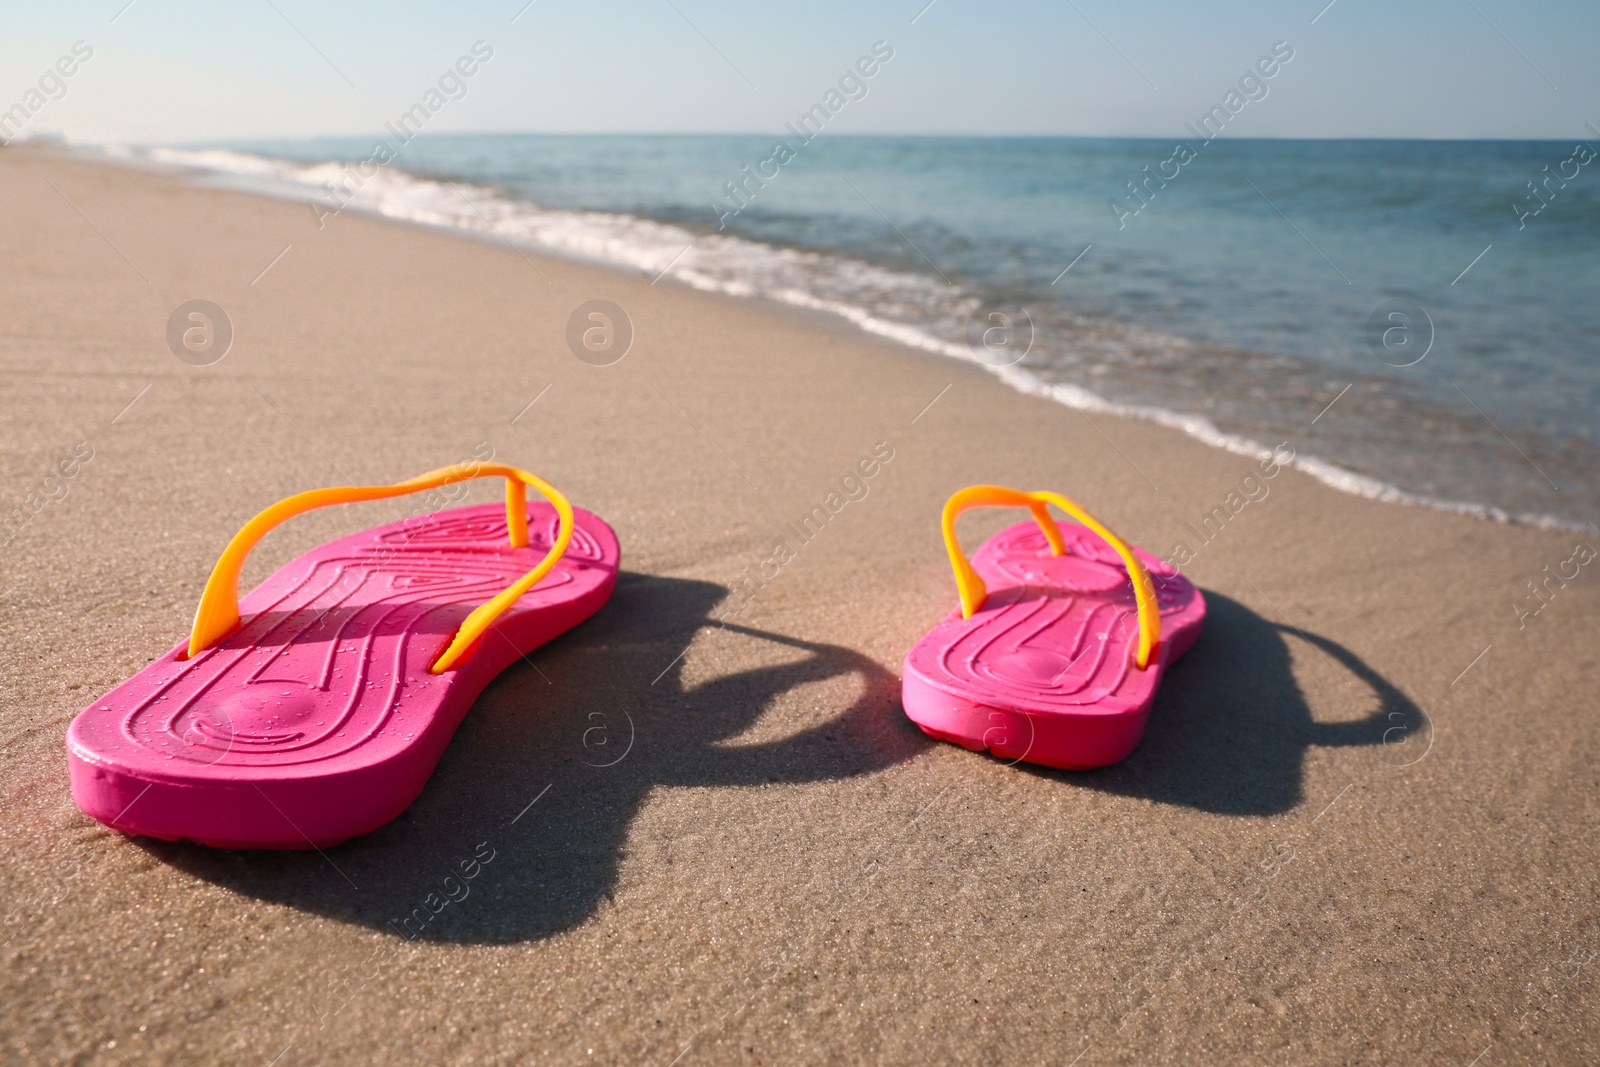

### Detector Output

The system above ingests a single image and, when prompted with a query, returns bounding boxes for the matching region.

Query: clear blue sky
[3,0,1596,144]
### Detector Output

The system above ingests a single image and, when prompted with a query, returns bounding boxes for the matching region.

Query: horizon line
[41,130,1598,148]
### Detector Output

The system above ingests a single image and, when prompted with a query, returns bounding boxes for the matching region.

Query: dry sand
[2,146,1596,1065]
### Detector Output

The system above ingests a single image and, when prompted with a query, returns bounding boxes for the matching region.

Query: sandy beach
[3,146,1597,1064]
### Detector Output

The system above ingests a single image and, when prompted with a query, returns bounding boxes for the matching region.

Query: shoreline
[53,139,1584,534]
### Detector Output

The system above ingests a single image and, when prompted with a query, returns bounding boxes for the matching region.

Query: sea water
[128,134,1600,530]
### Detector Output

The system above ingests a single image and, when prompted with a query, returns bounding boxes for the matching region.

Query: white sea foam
[131,145,1581,533]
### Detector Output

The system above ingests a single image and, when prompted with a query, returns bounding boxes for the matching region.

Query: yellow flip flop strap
[940,484,1161,670]
[186,462,575,674]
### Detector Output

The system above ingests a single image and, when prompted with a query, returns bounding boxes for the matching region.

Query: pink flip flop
[66,463,618,849]
[903,485,1204,770]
